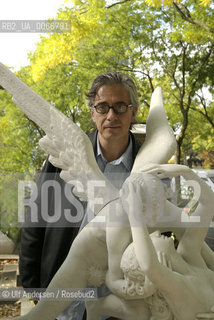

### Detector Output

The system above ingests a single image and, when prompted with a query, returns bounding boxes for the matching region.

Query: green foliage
[0,91,42,173]
[0,172,23,244]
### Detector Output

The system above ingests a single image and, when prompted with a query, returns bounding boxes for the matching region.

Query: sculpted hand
[105,270,137,300]
[195,306,214,319]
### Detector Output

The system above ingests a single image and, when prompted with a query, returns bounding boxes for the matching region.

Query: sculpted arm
[105,193,155,300]
[104,198,138,299]
[105,221,133,298]
[201,242,214,271]
[120,179,178,288]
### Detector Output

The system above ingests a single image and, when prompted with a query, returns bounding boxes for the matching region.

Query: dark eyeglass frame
[92,103,133,114]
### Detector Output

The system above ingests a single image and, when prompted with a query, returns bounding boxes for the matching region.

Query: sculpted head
[120,242,156,298]
[120,231,175,299]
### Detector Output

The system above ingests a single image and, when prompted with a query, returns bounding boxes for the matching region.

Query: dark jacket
[19,129,141,289]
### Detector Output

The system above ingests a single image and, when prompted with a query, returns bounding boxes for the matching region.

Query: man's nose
[106,107,118,121]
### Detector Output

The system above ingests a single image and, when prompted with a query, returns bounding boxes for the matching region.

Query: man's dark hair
[86,71,139,108]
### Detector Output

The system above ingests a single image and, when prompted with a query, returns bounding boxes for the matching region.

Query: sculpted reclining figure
[0,63,214,320]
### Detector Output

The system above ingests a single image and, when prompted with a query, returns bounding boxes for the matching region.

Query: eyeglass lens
[94,103,129,114]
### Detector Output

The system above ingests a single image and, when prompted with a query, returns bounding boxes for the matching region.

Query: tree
[2,0,214,168]
[0,69,44,173]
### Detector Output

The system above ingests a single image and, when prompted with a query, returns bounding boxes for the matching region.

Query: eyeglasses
[92,103,133,114]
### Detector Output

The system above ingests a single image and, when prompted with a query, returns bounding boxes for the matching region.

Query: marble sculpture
[0,62,214,319]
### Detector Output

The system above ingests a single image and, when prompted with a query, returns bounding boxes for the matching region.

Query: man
[19,71,141,319]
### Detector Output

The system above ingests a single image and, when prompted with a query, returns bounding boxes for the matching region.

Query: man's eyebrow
[96,100,127,105]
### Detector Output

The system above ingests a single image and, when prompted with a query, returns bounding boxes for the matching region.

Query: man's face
[90,84,137,143]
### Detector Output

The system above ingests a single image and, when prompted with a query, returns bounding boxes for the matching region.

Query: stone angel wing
[132,87,177,172]
[0,62,118,208]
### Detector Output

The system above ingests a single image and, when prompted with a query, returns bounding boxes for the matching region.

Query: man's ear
[90,108,95,122]
[132,106,138,121]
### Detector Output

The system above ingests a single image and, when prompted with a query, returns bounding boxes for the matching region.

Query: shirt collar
[96,135,133,171]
